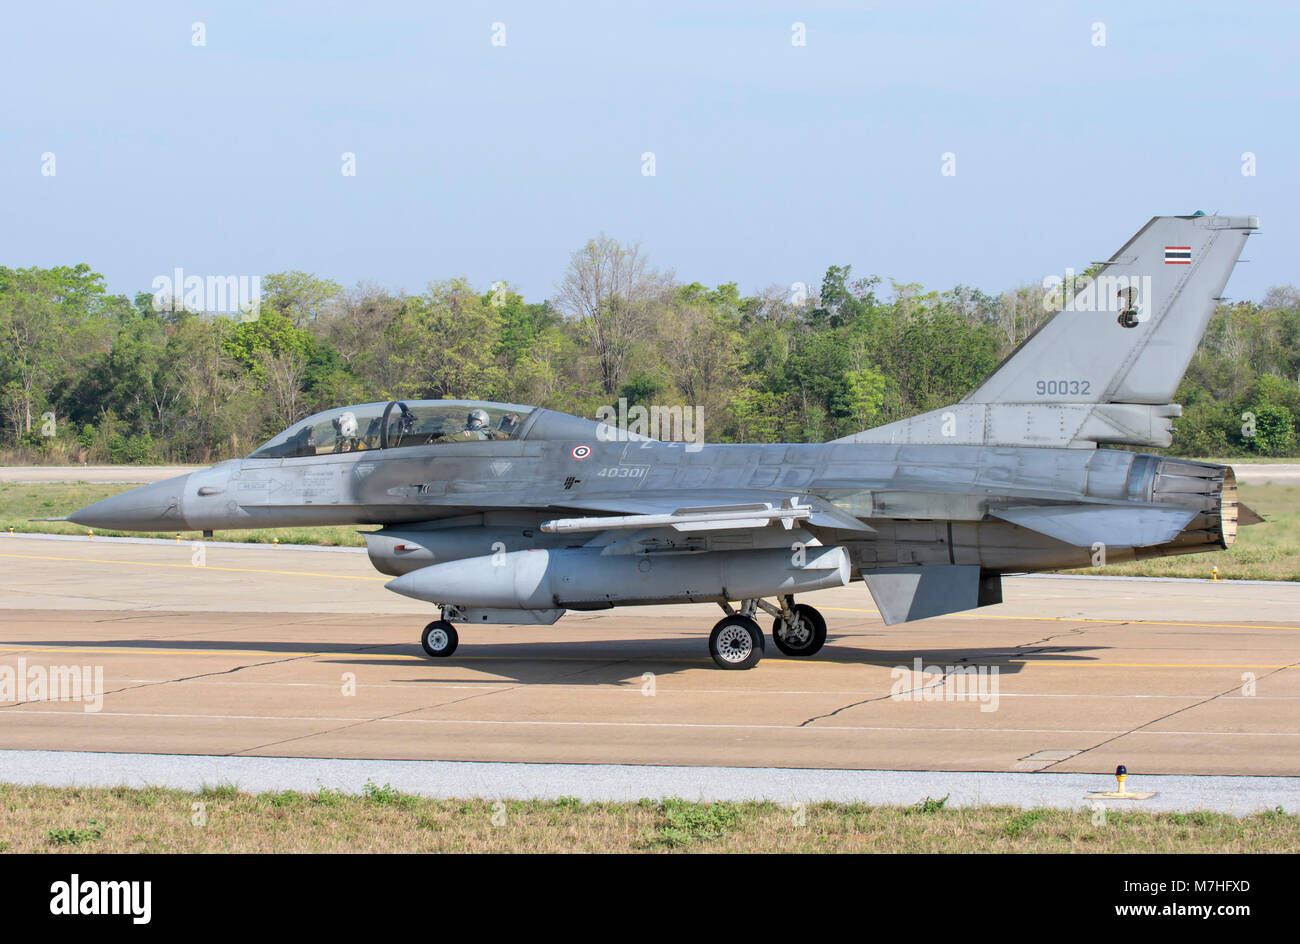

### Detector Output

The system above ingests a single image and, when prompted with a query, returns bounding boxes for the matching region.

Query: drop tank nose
[66,473,191,531]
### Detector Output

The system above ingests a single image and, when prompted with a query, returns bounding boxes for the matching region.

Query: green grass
[907,795,951,814]
[361,780,418,809]
[1,783,1296,853]
[644,798,740,848]
[44,821,104,847]
[1002,808,1047,839]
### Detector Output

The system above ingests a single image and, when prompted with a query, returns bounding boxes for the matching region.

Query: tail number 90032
[1035,380,1091,396]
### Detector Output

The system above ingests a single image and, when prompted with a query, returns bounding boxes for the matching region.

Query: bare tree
[258,348,310,429]
[556,234,670,395]
[317,281,404,366]
[998,282,1047,347]
[1262,285,1300,311]
[748,284,804,324]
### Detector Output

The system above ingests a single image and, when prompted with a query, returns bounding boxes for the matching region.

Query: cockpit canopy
[248,400,536,459]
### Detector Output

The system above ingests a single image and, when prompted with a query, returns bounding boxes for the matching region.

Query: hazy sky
[3,1,1294,306]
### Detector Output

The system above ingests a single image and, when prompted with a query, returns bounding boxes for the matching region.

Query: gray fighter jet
[69,213,1262,668]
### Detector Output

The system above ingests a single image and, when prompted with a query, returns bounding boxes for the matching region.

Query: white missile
[541,498,813,534]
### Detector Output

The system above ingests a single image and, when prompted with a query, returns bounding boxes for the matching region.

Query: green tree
[0,264,118,443]
[1249,404,1294,455]
[383,279,506,400]
[261,271,342,328]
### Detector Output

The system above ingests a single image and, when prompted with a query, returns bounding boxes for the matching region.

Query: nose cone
[67,473,191,531]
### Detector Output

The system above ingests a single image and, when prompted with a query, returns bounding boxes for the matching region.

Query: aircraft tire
[771,604,827,657]
[709,616,764,670]
[421,620,459,658]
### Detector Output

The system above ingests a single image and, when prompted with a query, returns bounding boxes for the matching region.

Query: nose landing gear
[420,619,459,657]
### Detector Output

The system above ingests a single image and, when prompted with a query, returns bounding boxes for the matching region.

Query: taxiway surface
[2,535,1297,780]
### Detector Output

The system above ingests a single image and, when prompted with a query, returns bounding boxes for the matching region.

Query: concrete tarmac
[2,534,1297,785]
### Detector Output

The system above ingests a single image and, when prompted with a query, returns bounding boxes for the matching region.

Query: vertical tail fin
[835,213,1259,448]
[967,213,1258,406]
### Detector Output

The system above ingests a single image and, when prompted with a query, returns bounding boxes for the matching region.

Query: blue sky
[2,1,1294,305]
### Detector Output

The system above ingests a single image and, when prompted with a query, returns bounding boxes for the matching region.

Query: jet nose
[66,473,191,531]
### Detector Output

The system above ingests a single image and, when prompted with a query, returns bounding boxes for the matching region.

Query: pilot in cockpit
[496,413,522,438]
[436,409,491,443]
[332,411,361,452]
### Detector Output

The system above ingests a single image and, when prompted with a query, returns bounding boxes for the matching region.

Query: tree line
[2,237,1298,463]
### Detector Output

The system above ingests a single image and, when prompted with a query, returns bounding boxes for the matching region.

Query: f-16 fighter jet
[70,214,1262,668]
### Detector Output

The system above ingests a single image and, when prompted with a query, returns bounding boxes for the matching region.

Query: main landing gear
[708,596,827,669]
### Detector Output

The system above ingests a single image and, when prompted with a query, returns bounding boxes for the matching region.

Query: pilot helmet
[334,411,359,438]
[466,409,489,431]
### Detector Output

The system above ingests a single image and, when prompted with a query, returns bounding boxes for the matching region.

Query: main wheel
[709,615,764,670]
[421,620,459,658]
[771,603,827,656]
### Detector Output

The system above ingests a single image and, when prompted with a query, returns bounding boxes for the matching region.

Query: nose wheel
[421,619,459,658]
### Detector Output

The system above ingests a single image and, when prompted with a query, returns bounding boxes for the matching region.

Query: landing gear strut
[709,597,828,668]
[770,597,827,657]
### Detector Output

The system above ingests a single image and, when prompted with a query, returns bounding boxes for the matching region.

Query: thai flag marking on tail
[1165,246,1192,264]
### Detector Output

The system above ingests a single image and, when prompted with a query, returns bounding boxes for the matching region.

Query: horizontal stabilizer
[1238,503,1266,526]
[864,565,1001,625]
[991,504,1197,548]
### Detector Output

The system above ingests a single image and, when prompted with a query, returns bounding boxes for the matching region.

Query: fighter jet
[69,214,1262,668]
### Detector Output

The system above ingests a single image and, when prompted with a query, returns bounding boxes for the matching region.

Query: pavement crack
[1038,658,1300,771]
[0,653,319,710]
[975,624,1100,662]
[228,658,630,756]
[800,659,969,727]
[229,700,450,757]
